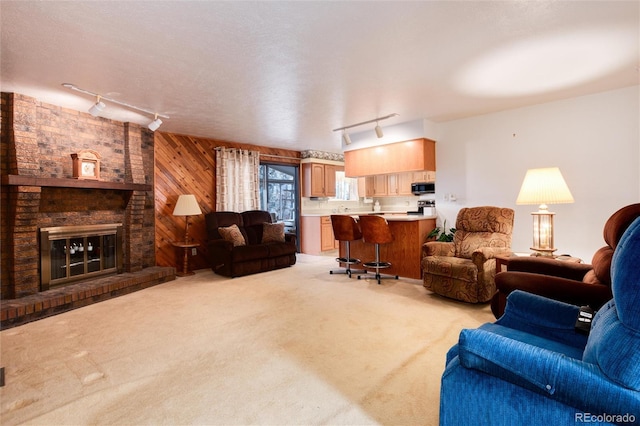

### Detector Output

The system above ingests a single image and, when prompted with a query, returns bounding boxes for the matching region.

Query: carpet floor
[1,254,494,425]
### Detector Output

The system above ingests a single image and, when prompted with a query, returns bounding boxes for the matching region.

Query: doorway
[259,163,300,251]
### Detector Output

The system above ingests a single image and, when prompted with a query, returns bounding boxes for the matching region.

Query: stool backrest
[358,215,393,244]
[331,215,362,241]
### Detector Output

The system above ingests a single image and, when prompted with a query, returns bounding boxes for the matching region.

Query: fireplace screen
[40,224,123,290]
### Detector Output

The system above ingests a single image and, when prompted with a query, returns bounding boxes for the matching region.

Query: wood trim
[154,132,302,271]
[1,174,151,191]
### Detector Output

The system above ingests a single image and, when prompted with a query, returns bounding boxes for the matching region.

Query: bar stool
[357,215,399,285]
[329,215,366,278]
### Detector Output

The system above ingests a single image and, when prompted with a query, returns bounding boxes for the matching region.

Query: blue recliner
[440,217,640,425]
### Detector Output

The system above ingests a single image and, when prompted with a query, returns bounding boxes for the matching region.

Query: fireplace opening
[40,224,123,290]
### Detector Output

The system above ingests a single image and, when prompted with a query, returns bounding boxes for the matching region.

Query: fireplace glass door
[41,224,123,289]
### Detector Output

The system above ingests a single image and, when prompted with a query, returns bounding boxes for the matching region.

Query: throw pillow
[218,224,246,247]
[262,222,285,243]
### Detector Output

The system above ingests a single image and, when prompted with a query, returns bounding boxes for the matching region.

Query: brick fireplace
[1,92,175,326]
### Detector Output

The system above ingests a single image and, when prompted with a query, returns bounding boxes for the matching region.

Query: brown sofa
[205,210,297,277]
[491,203,640,318]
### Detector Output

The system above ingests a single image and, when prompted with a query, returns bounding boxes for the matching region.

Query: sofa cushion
[266,241,297,257]
[242,210,273,245]
[206,211,244,241]
[262,222,285,243]
[218,224,246,247]
[232,244,270,262]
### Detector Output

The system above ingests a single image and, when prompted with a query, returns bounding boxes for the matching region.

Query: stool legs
[358,243,398,285]
[329,241,366,278]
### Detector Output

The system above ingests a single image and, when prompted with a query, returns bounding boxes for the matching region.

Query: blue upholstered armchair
[440,217,640,425]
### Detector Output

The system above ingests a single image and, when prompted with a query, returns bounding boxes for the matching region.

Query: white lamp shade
[173,194,202,216]
[516,167,574,208]
[375,124,384,138]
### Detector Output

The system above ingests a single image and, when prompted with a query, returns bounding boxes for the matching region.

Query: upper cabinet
[302,162,340,197]
[344,138,436,177]
[412,170,436,183]
[363,172,420,197]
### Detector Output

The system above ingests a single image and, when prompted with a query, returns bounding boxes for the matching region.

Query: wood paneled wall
[154,132,301,271]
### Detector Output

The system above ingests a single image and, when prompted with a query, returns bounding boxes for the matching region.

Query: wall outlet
[191,248,197,256]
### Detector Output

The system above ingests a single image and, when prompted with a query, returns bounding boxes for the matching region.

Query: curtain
[215,147,260,212]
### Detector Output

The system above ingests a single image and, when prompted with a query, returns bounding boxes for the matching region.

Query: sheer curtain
[215,147,260,212]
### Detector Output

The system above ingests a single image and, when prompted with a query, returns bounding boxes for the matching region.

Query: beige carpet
[0,254,494,425]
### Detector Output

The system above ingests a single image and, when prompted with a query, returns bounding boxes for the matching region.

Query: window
[259,164,297,221]
[333,171,359,201]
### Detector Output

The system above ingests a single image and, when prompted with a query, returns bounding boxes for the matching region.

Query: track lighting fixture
[374,122,383,138]
[88,96,106,116]
[342,130,352,145]
[333,113,398,142]
[62,83,168,131]
[148,114,163,131]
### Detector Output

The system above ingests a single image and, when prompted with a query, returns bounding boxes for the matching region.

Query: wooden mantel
[344,138,436,177]
[2,174,152,192]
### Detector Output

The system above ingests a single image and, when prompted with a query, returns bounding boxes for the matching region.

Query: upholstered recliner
[439,216,640,425]
[421,206,514,303]
[491,203,640,318]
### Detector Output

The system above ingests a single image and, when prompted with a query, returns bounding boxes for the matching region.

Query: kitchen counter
[301,211,437,220]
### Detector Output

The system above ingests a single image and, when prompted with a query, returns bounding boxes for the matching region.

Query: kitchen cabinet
[373,175,388,196]
[358,177,374,198]
[386,173,414,196]
[344,138,436,177]
[301,215,338,255]
[321,216,338,251]
[302,163,338,197]
[412,170,436,182]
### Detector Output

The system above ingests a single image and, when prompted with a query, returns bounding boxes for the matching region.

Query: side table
[172,242,200,276]
[496,252,582,273]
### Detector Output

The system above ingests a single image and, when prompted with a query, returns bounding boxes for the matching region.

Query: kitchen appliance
[411,182,435,195]
[407,199,436,216]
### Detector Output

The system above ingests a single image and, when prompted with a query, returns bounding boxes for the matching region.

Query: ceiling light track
[333,113,398,143]
[332,113,398,132]
[62,83,169,130]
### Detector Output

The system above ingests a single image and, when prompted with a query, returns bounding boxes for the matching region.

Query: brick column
[2,93,41,298]
[9,186,41,296]
[124,123,147,272]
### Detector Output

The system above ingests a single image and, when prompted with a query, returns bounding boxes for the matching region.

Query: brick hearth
[1,266,175,329]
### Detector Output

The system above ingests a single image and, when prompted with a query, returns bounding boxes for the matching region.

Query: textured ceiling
[1,1,638,153]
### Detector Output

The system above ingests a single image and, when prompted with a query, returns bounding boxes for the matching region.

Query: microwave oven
[411,182,435,195]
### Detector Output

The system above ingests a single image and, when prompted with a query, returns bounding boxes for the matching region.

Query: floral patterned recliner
[421,206,514,303]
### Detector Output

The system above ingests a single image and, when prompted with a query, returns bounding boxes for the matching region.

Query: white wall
[435,86,640,261]
[338,86,639,261]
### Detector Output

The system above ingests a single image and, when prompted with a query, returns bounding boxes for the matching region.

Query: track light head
[88,96,106,116]
[375,123,383,138]
[342,130,352,145]
[148,114,163,131]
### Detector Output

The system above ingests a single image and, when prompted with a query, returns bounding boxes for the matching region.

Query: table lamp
[516,167,574,256]
[173,194,202,243]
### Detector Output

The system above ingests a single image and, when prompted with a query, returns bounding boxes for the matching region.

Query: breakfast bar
[338,214,436,280]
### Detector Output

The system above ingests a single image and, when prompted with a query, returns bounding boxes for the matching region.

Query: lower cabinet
[301,216,338,255]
